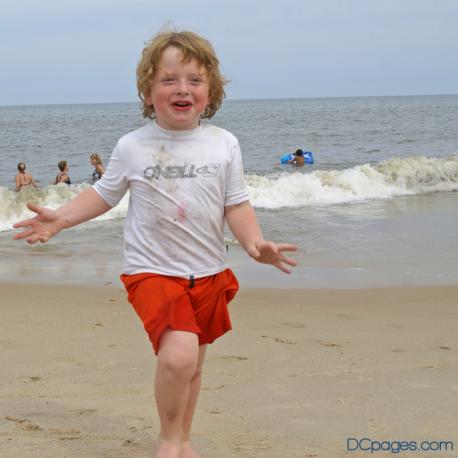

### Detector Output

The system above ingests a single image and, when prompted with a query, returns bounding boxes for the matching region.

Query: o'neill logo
[144,164,220,180]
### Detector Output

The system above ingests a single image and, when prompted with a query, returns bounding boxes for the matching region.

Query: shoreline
[1,282,457,457]
[2,279,458,292]
[2,189,458,290]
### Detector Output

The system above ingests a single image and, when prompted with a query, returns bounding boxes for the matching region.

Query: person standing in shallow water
[13,30,298,458]
[90,153,105,183]
[55,160,71,185]
[15,162,38,191]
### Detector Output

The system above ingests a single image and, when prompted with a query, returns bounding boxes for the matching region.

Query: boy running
[14,30,297,458]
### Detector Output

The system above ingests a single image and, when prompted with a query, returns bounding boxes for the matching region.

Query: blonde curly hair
[137,30,227,119]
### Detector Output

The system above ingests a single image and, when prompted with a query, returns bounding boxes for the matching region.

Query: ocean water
[1,95,457,287]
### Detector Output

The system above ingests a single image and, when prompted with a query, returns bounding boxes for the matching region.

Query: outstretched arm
[224,200,298,273]
[13,188,112,244]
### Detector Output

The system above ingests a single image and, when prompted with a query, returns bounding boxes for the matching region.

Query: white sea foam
[247,155,458,209]
[1,155,457,232]
[0,183,130,232]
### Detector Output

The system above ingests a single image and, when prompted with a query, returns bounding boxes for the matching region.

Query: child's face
[146,46,210,130]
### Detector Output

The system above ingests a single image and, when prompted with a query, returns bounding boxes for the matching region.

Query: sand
[1,282,457,457]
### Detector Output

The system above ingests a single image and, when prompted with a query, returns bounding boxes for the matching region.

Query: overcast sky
[1,0,458,105]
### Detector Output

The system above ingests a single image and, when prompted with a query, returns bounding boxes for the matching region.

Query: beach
[1,282,457,457]
[1,97,457,457]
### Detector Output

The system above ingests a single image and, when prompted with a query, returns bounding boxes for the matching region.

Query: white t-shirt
[93,121,249,278]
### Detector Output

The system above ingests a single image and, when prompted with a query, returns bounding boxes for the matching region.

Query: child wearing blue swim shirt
[14,30,298,458]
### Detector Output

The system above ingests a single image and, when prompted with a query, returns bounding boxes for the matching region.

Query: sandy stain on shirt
[176,204,187,223]
[151,145,171,166]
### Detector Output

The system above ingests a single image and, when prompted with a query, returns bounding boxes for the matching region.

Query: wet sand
[1,283,457,457]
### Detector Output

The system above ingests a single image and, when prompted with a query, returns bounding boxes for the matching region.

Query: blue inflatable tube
[280,153,294,164]
[280,151,314,164]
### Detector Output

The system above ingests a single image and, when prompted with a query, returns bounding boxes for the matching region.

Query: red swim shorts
[120,268,239,354]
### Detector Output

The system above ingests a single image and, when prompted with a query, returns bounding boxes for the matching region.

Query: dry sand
[1,283,457,457]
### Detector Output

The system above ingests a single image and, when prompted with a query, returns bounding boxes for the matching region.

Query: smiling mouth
[172,101,192,108]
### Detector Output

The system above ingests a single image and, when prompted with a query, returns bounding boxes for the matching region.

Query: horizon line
[1,92,457,108]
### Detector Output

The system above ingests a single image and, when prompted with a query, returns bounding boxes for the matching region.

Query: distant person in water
[55,160,71,185]
[90,153,105,183]
[15,162,38,191]
[288,149,305,167]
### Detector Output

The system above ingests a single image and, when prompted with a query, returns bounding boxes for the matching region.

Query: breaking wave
[1,155,457,232]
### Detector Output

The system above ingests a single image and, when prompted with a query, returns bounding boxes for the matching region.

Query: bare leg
[180,344,207,458]
[154,330,199,458]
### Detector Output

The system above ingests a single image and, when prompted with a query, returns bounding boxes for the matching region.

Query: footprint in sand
[19,376,42,383]
[74,409,97,416]
[48,427,82,440]
[281,322,306,329]
[123,439,139,447]
[128,423,152,431]
[316,340,341,348]
[274,337,296,345]
[201,384,225,391]
[5,416,42,431]
[232,438,272,453]
[337,397,359,406]
[218,355,248,361]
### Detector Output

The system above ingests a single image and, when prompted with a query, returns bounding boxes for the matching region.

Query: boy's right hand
[13,203,63,244]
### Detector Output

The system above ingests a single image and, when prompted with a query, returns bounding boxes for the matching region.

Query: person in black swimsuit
[89,153,105,183]
[55,160,71,185]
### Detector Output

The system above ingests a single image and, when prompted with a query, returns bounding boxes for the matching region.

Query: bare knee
[160,351,197,381]
[157,331,199,382]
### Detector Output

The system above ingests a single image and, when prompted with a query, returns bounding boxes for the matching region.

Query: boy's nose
[176,79,190,94]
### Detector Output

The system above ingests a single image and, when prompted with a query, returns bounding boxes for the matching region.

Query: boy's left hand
[246,241,298,274]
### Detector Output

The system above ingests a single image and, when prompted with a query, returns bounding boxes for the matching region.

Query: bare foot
[154,438,182,458]
[180,440,200,458]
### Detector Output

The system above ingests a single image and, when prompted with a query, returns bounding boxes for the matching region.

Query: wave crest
[247,155,458,209]
[2,155,457,231]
